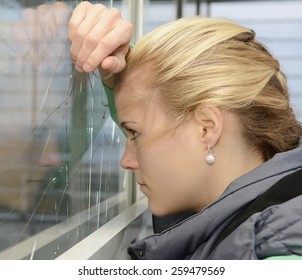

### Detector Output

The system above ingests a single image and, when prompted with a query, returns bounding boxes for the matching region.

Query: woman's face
[115,69,215,216]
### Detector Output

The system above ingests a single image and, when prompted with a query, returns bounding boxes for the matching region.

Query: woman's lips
[137,182,148,192]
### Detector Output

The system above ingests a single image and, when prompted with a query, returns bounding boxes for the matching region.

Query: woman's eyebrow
[120,121,138,129]
[120,122,128,129]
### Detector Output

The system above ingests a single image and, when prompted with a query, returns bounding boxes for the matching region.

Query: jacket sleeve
[103,83,118,124]
[265,255,302,260]
[102,43,134,125]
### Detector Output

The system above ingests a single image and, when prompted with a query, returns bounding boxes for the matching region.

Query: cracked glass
[0,0,129,259]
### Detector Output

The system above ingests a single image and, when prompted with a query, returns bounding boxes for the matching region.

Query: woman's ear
[194,105,224,147]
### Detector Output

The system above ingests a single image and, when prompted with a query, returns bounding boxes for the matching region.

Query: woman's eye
[126,128,140,142]
[130,130,140,142]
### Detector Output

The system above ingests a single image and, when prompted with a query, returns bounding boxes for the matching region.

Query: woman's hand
[68,2,133,74]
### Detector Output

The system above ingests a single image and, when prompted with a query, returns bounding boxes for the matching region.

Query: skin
[115,67,265,216]
[68,2,133,88]
[69,2,265,216]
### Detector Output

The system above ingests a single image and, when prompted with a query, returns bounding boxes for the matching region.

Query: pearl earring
[205,145,215,165]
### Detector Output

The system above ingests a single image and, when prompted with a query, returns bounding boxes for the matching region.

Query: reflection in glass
[0,0,128,259]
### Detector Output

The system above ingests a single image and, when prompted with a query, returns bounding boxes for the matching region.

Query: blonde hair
[118,16,302,160]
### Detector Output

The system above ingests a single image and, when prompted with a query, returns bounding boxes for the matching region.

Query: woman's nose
[39,151,62,167]
[38,136,62,167]
[120,147,139,170]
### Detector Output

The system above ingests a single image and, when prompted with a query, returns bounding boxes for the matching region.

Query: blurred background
[0,0,301,259]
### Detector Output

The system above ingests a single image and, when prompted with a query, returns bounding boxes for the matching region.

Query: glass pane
[0,0,130,259]
[144,0,177,33]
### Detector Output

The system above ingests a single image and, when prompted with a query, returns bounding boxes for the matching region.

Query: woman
[69,2,302,259]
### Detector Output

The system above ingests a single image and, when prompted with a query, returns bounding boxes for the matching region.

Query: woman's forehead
[115,88,167,130]
[115,66,156,105]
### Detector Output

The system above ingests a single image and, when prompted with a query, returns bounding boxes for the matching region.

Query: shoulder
[254,193,302,259]
[210,169,302,259]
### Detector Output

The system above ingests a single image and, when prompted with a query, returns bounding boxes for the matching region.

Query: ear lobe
[194,105,224,147]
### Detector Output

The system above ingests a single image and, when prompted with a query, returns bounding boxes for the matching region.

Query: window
[209,0,302,121]
[144,0,302,120]
[0,0,145,260]
[0,0,301,260]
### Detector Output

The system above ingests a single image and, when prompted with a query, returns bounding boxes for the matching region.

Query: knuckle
[99,39,114,52]
[123,19,133,29]
[80,1,91,8]
[74,27,87,42]
[95,4,106,11]
[84,34,99,48]
[109,7,121,18]
[123,20,133,34]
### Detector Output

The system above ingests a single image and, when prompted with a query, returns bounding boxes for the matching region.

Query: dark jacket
[127,146,302,259]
